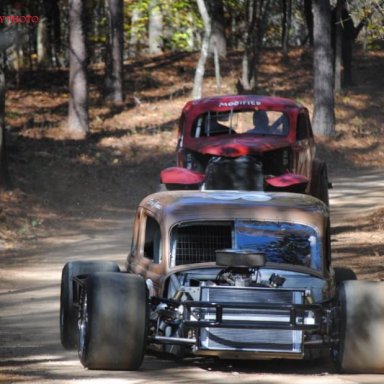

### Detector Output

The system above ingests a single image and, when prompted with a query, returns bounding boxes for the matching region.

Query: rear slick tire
[310,161,329,206]
[78,272,148,370]
[337,280,384,373]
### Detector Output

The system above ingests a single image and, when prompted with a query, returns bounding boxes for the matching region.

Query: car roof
[139,190,328,231]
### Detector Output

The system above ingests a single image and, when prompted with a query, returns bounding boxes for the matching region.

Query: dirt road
[1,168,384,383]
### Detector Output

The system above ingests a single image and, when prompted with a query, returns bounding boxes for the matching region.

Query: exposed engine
[204,156,264,191]
[159,266,287,302]
[214,267,285,288]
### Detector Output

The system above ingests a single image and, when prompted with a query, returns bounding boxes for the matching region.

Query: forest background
[0,0,383,265]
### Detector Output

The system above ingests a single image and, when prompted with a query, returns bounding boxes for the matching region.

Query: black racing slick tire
[60,261,120,350]
[78,272,148,370]
[310,160,329,206]
[334,267,357,285]
[337,280,384,373]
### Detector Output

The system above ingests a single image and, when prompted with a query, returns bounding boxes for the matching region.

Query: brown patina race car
[160,95,330,204]
[60,190,384,372]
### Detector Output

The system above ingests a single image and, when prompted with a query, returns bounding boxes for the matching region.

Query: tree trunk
[239,0,271,92]
[312,0,335,136]
[41,0,61,67]
[241,51,251,92]
[128,5,141,57]
[148,0,163,54]
[240,0,256,91]
[0,4,8,188]
[334,0,344,93]
[0,52,10,189]
[186,12,195,51]
[282,0,292,57]
[207,0,225,91]
[338,8,366,87]
[37,17,49,67]
[192,0,211,99]
[68,0,88,138]
[50,0,62,67]
[303,0,313,46]
[104,0,124,104]
[213,44,221,90]
[207,0,226,58]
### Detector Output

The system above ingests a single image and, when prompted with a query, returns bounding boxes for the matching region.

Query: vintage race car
[60,190,384,372]
[160,95,329,204]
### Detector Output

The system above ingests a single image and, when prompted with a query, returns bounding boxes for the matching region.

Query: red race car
[160,95,330,204]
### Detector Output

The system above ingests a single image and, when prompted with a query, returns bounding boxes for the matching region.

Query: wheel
[334,267,357,284]
[60,261,120,350]
[78,272,148,370]
[337,280,384,373]
[310,160,329,206]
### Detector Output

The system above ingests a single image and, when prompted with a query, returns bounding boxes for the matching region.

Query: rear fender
[266,173,308,191]
[160,167,205,189]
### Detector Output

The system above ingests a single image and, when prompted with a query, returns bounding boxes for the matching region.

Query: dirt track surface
[1,169,384,383]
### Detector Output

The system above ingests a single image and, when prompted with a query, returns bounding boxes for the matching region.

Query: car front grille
[198,286,304,354]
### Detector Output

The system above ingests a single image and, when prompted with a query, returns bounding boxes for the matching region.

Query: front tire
[60,261,120,350]
[337,280,384,373]
[334,267,357,284]
[78,272,148,370]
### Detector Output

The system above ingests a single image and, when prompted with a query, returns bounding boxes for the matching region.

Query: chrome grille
[205,328,299,351]
[204,287,296,304]
[199,286,304,354]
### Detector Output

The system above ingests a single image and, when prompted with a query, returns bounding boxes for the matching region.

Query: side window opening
[129,209,141,257]
[325,218,331,270]
[192,112,233,137]
[144,215,161,264]
[177,114,185,149]
[297,113,311,141]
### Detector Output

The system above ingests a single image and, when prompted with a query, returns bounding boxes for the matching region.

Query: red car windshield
[191,110,289,138]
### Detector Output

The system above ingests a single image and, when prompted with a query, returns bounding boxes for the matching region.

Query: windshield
[234,221,320,270]
[191,110,289,138]
[170,220,321,271]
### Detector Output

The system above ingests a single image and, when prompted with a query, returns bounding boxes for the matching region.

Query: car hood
[189,135,292,157]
